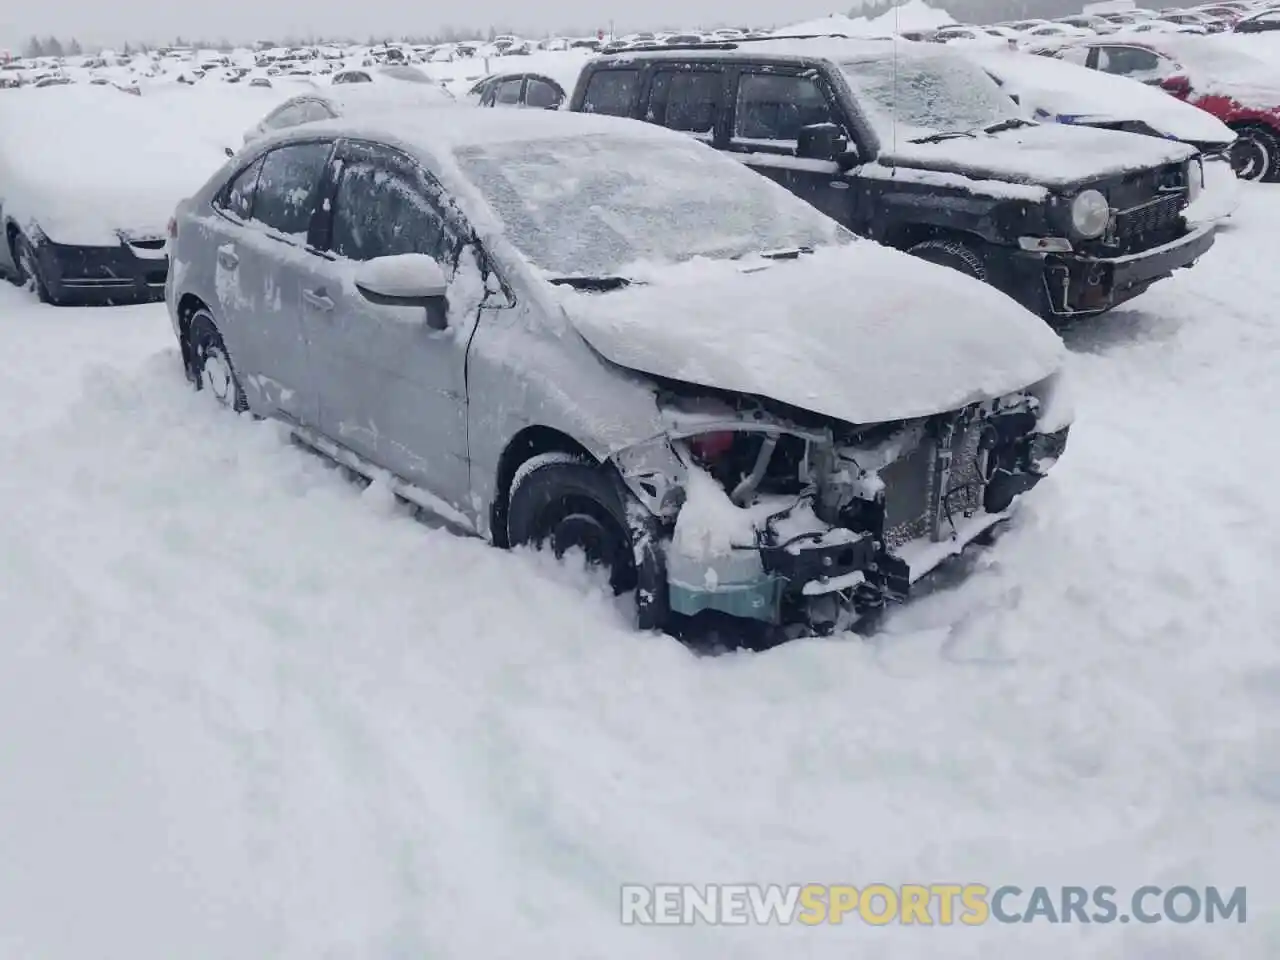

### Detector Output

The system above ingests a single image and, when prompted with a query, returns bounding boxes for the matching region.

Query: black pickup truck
[566,37,1216,324]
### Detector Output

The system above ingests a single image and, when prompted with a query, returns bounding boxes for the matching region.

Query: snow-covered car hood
[968,48,1235,145]
[555,242,1067,427]
[878,122,1197,189]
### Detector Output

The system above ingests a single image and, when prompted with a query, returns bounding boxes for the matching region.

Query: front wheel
[1229,126,1278,182]
[506,455,668,631]
[11,232,54,303]
[907,237,989,282]
[187,309,249,412]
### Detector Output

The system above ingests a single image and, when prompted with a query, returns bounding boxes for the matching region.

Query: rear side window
[330,160,457,263]
[251,141,332,237]
[733,73,835,143]
[525,77,563,108]
[1094,46,1164,76]
[579,68,639,115]
[645,69,722,137]
[217,156,264,220]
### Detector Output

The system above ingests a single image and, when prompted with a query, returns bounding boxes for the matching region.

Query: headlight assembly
[1070,189,1111,238]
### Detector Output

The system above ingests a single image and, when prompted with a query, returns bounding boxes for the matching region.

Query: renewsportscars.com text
[620,883,1247,926]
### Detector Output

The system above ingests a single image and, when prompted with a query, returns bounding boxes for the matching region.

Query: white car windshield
[839,50,1024,141]
[453,134,849,277]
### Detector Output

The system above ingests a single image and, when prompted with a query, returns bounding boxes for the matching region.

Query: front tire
[907,237,989,282]
[187,309,248,412]
[507,455,669,630]
[1228,125,1278,182]
[11,232,54,303]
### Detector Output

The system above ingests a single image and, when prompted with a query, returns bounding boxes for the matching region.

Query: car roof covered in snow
[267,102,704,152]
[312,80,455,111]
[594,36,945,65]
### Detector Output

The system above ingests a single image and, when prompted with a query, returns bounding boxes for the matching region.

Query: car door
[723,67,856,226]
[297,139,473,498]
[205,139,334,424]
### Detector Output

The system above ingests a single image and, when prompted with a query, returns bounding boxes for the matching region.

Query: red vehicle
[1040,36,1280,180]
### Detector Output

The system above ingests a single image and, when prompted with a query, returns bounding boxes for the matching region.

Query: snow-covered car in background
[166,109,1072,636]
[242,81,457,144]
[1037,35,1280,180]
[0,86,224,305]
[972,47,1240,222]
[1234,7,1280,31]
[463,62,587,109]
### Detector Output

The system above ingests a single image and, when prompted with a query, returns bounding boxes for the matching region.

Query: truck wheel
[1228,125,1278,182]
[507,455,669,631]
[907,238,989,282]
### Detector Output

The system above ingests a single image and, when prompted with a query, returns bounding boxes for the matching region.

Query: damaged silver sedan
[166,107,1072,636]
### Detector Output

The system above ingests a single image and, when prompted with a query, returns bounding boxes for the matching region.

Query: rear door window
[524,77,563,108]
[250,141,333,238]
[645,69,723,139]
[579,68,639,115]
[1094,45,1166,78]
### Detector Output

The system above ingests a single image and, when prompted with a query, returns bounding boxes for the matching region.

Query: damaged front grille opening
[656,389,1057,637]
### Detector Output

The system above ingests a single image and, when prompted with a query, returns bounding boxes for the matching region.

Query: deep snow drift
[1,191,1278,958]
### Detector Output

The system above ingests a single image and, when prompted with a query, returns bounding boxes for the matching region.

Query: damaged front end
[610,381,1070,635]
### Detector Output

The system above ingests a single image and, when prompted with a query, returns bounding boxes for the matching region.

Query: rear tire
[907,237,989,282]
[187,308,248,412]
[507,456,669,631]
[1228,125,1278,182]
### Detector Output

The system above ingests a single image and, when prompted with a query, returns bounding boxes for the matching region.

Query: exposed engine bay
[611,382,1070,634]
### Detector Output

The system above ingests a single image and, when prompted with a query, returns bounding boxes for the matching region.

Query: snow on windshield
[839,51,1021,140]
[452,134,846,277]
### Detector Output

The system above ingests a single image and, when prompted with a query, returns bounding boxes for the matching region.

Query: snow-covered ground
[3,196,1279,958]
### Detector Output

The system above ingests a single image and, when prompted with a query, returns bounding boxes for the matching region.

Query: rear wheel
[1228,125,1278,182]
[506,455,669,631]
[187,308,248,412]
[907,237,989,282]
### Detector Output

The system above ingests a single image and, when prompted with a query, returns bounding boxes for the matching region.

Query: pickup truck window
[646,69,722,138]
[580,68,639,116]
[733,73,834,144]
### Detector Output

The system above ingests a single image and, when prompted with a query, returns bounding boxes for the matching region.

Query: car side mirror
[796,122,849,162]
[354,253,450,330]
[224,146,234,158]
[1160,75,1191,96]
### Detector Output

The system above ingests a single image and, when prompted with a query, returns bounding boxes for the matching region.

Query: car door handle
[216,246,239,269]
[303,288,334,311]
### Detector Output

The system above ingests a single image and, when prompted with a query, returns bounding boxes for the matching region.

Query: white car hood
[556,242,1066,426]
[879,122,1197,188]
[968,48,1236,145]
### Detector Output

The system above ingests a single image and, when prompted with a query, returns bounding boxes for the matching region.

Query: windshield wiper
[546,275,633,292]
[906,131,977,144]
[983,118,1037,134]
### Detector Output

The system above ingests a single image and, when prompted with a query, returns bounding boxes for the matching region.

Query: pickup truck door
[722,67,858,227]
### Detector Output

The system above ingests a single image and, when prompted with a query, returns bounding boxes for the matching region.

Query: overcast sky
[1,0,859,51]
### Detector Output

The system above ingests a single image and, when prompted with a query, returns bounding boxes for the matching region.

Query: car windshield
[838,50,1023,141]
[453,133,849,277]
